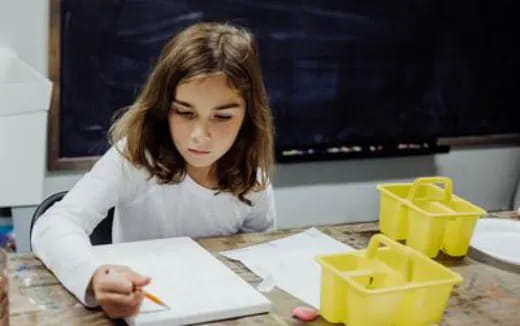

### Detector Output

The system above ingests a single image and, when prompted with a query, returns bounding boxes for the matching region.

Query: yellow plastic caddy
[377,177,486,257]
[316,234,462,326]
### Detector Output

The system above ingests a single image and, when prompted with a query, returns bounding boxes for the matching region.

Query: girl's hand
[90,264,151,318]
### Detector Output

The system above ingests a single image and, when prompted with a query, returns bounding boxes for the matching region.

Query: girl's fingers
[93,265,147,318]
[99,266,151,294]
[134,289,145,307]
[124,270,151,288]
[98,274,134,294]
[98,289,144,308]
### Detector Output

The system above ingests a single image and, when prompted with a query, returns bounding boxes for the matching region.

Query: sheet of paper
[93,237,271,326]
[220,227,354,308]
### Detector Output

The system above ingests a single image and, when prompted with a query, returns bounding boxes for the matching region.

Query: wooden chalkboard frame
[47,0,520,171]
[48,0,97,170]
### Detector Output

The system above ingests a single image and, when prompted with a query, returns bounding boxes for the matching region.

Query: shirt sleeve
[240,182,277,233]
[31,144,136,307]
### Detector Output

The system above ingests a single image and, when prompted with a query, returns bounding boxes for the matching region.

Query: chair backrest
[30,191,113,250]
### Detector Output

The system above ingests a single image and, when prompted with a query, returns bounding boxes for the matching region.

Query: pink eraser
[292,305,319,322]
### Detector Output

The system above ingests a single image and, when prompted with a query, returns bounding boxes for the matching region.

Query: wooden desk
[8,215,520,325]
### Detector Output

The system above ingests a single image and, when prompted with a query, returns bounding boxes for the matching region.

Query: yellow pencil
[144,291,170,309]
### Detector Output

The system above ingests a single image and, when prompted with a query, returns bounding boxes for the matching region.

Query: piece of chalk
[292,306,319,322]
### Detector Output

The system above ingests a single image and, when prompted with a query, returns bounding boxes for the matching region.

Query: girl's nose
[191,122,211,144]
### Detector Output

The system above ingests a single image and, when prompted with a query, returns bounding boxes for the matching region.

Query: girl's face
[169,73,246,177]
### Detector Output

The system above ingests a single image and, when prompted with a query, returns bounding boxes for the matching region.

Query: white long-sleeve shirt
[31,145,276,307]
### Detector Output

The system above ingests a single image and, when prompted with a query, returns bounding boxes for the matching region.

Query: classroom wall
[3,2,520,229]
[45,147,520,229]
[0,1,48,75]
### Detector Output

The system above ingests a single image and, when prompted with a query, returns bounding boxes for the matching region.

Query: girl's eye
[214,115,232,121]
[175,109,195,119]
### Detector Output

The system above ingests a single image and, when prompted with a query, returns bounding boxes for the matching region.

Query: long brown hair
[109,22,274,205]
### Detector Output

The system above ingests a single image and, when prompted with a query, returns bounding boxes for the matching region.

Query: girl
[32,22,276,319]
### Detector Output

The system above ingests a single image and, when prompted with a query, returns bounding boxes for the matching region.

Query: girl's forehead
[180,71,223,83]
[178,72,229,86]
[175,73,243,96]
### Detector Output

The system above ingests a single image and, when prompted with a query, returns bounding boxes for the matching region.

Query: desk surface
[8,212,520,326]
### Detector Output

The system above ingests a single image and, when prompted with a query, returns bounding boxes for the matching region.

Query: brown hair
[109,22,274,205]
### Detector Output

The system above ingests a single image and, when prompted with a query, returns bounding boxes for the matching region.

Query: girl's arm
[240,183,277,233]
[31,143,137,307]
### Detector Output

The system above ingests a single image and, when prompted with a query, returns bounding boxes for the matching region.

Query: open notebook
[92,237,271,326]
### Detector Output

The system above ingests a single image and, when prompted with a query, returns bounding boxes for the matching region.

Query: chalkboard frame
[48,0,94,170]
[47,0,520,171]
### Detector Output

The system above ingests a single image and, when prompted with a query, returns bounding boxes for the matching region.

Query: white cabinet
[0,47,52,207]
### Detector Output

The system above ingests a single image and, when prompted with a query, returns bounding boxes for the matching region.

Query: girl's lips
[188,148,210,154]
